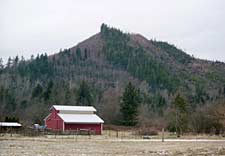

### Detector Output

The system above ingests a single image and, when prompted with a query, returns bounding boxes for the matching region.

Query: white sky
[0,0,225,63]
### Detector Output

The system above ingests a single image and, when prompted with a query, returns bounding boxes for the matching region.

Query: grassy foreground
[1,132,225,156]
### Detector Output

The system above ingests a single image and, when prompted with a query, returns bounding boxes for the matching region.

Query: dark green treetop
[120,82,141,126]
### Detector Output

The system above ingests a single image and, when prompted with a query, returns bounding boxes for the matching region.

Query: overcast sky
[1,0,225,63]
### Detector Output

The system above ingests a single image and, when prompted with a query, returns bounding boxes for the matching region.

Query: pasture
[1,131,225,156]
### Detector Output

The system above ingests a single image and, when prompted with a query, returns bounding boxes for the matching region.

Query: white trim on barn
[62,121,65,132]
[44,114,51,121]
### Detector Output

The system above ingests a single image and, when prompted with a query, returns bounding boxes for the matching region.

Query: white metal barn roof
[0,122,22,127]
[52,105,96,112]
[58,114,104,124]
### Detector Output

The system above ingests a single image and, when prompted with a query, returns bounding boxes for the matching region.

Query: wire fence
[1,127,223,141]
[0,127,163,140]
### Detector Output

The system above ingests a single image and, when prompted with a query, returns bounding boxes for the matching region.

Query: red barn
[44,105,104,134]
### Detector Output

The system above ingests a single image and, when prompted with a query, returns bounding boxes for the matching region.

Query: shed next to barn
[44,105,104,134]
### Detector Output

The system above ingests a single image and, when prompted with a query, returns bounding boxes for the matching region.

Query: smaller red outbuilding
[44,105,104,135]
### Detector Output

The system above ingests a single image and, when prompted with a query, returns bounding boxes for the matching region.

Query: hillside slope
[0,24,224,124]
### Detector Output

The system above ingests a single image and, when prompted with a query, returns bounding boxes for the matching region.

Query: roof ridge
[50,105,97,112]
[52,105,95,107]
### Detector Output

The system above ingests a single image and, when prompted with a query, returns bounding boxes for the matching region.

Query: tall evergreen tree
[120,82,141,126]
[76,47,82,60]
[84,48,88,60]
[43,80,54,101]
[76,80,93,106]
[32,84,43,98]
[173,94,189,136]
[0,58,3,71]
[6,57,12,68]
[13,55,19,66]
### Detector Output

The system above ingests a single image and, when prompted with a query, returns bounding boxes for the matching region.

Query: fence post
[88,129,91,139]
[162,128,164,142]
[75,128,78,142]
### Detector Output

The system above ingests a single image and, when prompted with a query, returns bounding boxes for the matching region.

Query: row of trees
[32,80,93,105]
[120,82,225,135]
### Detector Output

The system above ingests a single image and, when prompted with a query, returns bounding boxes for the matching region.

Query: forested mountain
[0,24,224,129]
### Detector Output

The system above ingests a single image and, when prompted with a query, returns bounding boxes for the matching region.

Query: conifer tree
[76,47,82,60]
[173,94,189,136]
[6,57,12,68]
[76,80,93,106]
[120,82,141,126]
[0,58,3,71]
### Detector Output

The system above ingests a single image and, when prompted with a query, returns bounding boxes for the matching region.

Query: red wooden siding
[65,123,102,135]
[45,108,64,130]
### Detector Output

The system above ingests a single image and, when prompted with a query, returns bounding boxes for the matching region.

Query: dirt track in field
[1,136,225,156]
